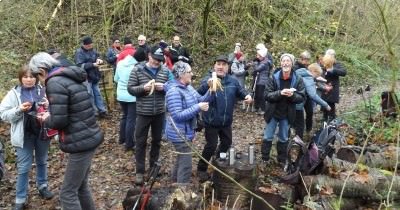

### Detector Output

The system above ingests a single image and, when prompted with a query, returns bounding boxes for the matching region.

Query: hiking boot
[135,173,144,185]
[197,171,209,183]
[276,141,289,164]
[261,141,272,162]
[13,203,26,210]
[39,187,54,200]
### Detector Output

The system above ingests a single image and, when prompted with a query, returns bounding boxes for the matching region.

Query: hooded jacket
[295,68,329,110]
[114,55,137,102]
[44,66,104,153]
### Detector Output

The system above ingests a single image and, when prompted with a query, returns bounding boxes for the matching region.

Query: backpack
[281,119,345,184]
[0,141,5,181]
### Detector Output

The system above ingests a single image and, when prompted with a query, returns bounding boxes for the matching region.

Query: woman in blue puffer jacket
[164,61,211,184]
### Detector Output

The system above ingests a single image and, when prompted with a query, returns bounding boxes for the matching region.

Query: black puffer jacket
[44,66,104,153]
[127,63,170,116]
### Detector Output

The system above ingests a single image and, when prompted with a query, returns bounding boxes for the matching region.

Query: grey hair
[280,53,295,66]
[299,50,311,59]
[29,52,60,73]
[172,61,191,78]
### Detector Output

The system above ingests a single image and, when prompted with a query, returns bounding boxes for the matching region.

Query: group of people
[0,32,346,210]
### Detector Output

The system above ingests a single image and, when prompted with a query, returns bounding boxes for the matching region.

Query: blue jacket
[253,59,271,86]
[114,55,137,102]
[295,68,329,110]
[164,80,211,143]
[74,46,101,83]
[105,47,119,69]
[197,73,248,127]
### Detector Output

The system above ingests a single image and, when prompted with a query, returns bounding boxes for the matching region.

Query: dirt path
[0,82,397,209]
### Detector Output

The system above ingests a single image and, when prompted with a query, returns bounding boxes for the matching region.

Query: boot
[276,141,289,164]
[261,141,273,162]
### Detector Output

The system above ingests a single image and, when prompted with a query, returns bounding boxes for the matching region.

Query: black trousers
[304,98,314,132]
[135,113,164,174]
[323,102,336,122]
[197,126,232,172]
[254,85,266,111]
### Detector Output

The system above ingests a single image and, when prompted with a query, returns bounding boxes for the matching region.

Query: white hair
[29,52,60,73]
[300,51,311,59]
[325,49,336,57]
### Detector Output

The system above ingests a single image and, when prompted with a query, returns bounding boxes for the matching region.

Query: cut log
[336,145,399,170]
[302,173,400,201]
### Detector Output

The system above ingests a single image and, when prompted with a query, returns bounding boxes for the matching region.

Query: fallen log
[301,195,369,210]
[302,173,400,201]
[337,145,399,170]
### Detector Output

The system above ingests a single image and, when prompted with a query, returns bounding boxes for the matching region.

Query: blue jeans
[15,132,50,204]
[264,117,289,143]
[87,81,107,113]
[171,143,192,183]
[119,101,136,148]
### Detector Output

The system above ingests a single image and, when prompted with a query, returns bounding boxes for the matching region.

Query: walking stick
[246,72,258,112]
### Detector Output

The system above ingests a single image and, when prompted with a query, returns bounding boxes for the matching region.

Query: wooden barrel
[212,154,257,209]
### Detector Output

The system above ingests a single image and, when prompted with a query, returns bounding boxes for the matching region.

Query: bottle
[229,147,235,166]
[248,143,255,165]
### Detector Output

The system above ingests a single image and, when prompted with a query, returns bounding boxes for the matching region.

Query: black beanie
[82,36,93,45]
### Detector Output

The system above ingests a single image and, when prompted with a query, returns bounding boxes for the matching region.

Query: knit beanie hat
[255,43,266,50]
[280,53,295,66]
[172,61,191,78]
[82,36,93,45]
[257,48,268,58]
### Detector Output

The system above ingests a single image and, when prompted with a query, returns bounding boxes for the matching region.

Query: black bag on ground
[281,119,345,184]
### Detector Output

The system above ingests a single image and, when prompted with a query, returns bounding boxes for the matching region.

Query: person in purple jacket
[164,61,211,184]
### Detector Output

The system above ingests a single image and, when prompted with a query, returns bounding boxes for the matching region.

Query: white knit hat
[256,43,266,50]
[257,48,268,58]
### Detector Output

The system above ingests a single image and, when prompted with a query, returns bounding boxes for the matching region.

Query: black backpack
[381,91,399,118]
[281,119,345,184]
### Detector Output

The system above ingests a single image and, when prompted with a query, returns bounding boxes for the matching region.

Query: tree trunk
[336,145,399,169]
[301,195,369,210]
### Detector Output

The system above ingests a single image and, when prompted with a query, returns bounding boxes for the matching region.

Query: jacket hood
[46,66,88,84]
[118,55,138,68]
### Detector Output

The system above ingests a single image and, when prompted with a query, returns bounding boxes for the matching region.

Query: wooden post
[99,66,115,110]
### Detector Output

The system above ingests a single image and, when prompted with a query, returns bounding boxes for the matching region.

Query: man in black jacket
[127,46,171,185]
[262,53,305,165]
[170,36,193,65]
[29,52,104,210]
